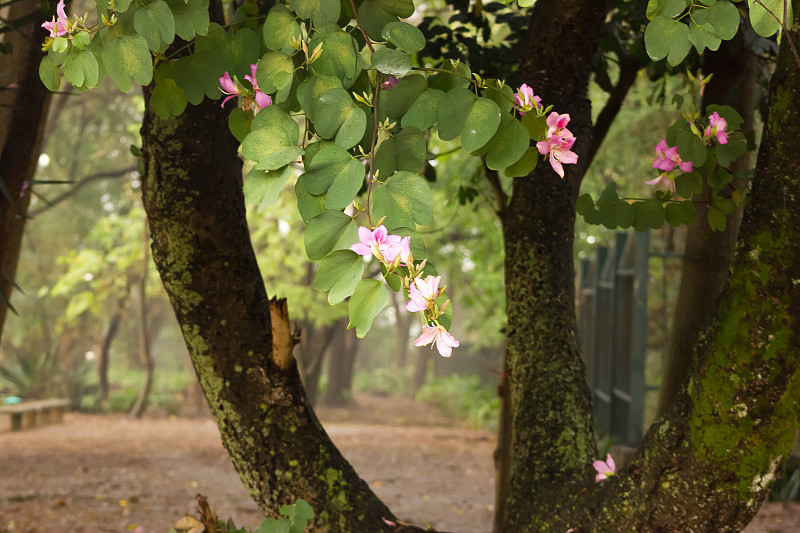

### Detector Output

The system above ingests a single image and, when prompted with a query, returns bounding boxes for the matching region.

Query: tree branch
[28,165,136,217]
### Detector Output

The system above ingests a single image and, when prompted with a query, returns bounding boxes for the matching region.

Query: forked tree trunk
[0,0,52,343]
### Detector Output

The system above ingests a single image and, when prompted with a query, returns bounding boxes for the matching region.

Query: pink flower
[593,454,615,482]
[545,112,573,139]
[644,174,675,192]
[514,84,541,115]
[42,0,69,38]
[350,225,402,263]
[383,236,411,266]
[537,134,578,178]
[219,64,272,114]
[381,76,400,90]
[414,324,459,357]
[704,112,728,144]
[405,275,441,312]
[651,139,692,173]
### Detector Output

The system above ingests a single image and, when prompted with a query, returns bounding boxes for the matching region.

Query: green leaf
[674,124,707,167]
[521,113,547,140]
[707,205,727,231]
[134,0,175,50]
[258,517,291,533]
[575,193,594,216]
[678,199,696,224]
[401,88,444,130]
[461,97,501,152]
[357,0,399,41]
[483,114,529,170]
[101,35,153,92]
[309,88,366,149]
[484,80,515,113]
[302,144,365,209]
[372,0,415,18]
[715,131,747,167]
[304,210,356,260]
[244,165,292,211]
[151,76,188,119]
[382,22,425,53]
[748,0,792,38]
[674,170,702,198]
[645,15,691,65]
[706,104,744,130]
[634,199,666,230]
[372,47,413,77]
[688,20,722,53]
[256,51,294,93]
[289,0,340,24]
[705,0,740,40]
[374,127,426,179]
[664,202,683,227]
[437,87,477,141]
[658,0,689,18]
[348,279,389,337]
[380,74,427,120]
[295,176,326,222]
[372,171,432,229]
[63,48,100,88]
[282,499,315,533]
[51,37,68,54]
[242,116,302,171]
[166,0,209,41]
[225,28,262,79]
[430,60,471,91]
[308,30,359,88]
[505,147,538,177]
[314,250,365,304]
[227,107,252,142]
[72,31,91,49]
[615,200,635,229]
[263,5,301,54]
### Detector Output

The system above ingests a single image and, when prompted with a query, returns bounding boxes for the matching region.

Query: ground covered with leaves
[0,394,797,532]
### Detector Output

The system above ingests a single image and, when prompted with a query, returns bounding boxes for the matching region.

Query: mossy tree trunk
[138,84,430,531]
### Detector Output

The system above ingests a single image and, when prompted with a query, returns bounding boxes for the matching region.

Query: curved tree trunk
[656,38,759,417]
[99,302,124,410]
[131,222,154,418]
[138,76,428,529]
[0,0,52,343]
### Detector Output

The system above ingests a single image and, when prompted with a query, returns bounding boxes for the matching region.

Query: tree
[31,0,800,531]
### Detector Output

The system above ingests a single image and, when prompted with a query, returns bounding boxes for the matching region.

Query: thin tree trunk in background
[99,303,124,410]
[131,222,153,418]
[390,292,411,369]
[323,324,357,407]
[0,0,53,344]
[296,320,337,405]
[656,39,759,418]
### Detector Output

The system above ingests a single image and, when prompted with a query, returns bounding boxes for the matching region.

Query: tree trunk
[296,320,338,405]
[0,0,53,343]
[491,351,511,533]
[656,39,759,417]
[390,292,412,369]
[131,222,153,418]
[497,1,612,528]
[99,304,124,410]
[138,76,425,529]
[323,324,357,407]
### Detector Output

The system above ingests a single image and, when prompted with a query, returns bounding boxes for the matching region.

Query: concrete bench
[0,398,70,431]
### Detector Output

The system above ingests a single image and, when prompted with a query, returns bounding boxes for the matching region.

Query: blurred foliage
[353,367,413,396]
[416,374,499,431]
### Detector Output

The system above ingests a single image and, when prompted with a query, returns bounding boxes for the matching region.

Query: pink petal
[606,454,615,473]
[550,157,565,178]
[715,131,728,144]
[536,140,551,155]
[220,94,237,108]
[678,160,693,173]
[254,91,272,110]
[414,326,438,347]
[655,139,668,155]
[645,176,665,187]
[357,226,373,246]
[435,328,459,358]
[219,72,237,94]
[372,225,388,244]
[350,243,372,256]
[558,150,579,165]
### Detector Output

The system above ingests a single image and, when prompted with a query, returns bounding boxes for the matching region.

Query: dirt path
[0,394,798,532]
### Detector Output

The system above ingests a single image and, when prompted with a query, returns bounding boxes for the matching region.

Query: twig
[753,0,800,70]
[28,165,136,216]
[484,165,507,215]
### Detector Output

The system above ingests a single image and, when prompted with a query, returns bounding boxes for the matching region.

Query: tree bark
[138,81,428,530]
[323,324,357,407]
[0,0,53,344]
[656,39,759,417]
[497,1,612,528]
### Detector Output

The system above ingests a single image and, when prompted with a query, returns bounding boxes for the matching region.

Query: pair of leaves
[438,87,502,152]
[242,106,303,170]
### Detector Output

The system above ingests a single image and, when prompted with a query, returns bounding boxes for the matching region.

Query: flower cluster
[593,454,615,482]
[514,83,541,115]
[513,85,579,179]
[704,112,729,145]
[219,64,272,115]
[42,0,69,39]
[537,112,579,179]
[646,139,693,191]
[351,225,459,357]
